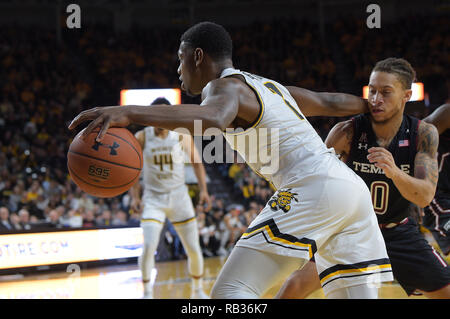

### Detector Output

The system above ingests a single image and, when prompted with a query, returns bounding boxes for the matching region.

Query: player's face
[154,127,168,136]
[368,71,412,123]
[177,41,202,96]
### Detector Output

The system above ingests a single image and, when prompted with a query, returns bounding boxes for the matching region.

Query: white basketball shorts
[141,184,196,226]
[237,155,393,295]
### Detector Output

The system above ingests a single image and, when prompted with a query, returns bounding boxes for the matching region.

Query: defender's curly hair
[373,57,417,89]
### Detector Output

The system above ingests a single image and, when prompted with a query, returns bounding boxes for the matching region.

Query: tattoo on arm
[415,122,439,186]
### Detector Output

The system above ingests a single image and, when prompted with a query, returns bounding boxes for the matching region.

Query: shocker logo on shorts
[268,189,299,213]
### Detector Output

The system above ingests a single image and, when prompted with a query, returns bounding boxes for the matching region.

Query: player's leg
[382,218,450,298]
[275,259,321,299]
[140,219,164,298]
[139,190,168,298]
[173,218,207,298]
[169,185,207,298]
[210,246,306,299]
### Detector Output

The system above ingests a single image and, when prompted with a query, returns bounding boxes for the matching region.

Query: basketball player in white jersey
[129,97,211,299]
[69,22,393,299]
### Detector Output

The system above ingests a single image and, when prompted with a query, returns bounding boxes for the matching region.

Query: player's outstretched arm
[68,79,240,141]
[423,103,450,134]
[286,86,368,117]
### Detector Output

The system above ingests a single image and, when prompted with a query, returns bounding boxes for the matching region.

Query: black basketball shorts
[382,217,450,295]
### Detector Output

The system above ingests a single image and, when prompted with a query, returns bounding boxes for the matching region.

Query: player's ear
[194,48,204,67]
[403,88,412,103]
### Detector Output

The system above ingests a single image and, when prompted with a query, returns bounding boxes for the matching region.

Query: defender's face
[367,71,411,123]
[177,41,202,96]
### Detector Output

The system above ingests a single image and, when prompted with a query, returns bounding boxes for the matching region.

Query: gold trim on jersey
[241,218,317,259]
[263,81,305,121]
[222,77,265,136]
[318,258,392,288]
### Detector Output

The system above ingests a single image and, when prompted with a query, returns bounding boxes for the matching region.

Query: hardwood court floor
[0,255,439,299]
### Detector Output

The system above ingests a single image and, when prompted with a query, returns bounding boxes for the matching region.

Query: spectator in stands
[95,198,109,215]
[0,206,13,231]
[26,180,43,202]
[9,213,22,230]
[97,209,112,226]
[18,208,32,230]
[35,193,49,219]
[82,209,97,228]
[46,209,63,228]
[8,184,22,213]
[62,209,83,228]
[112,210,128,226]
[0,178,12,206]
[128,210,141,227]
[76,192,94,211]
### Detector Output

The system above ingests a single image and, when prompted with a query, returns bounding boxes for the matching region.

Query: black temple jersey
[346,114,420,224]
[436,129,450,198]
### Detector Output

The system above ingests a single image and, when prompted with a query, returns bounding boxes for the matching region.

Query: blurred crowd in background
[0,15,448,260]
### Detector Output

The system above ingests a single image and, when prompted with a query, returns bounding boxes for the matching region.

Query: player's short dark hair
[180,21,232,61]
[150,97,171,106]
[372,57,416,89]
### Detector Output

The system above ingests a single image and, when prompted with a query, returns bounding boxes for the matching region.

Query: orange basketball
[67,127,143,198]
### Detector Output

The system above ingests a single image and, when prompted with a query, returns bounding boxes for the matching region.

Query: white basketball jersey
[221,68,333,189]
[142,127,185,192]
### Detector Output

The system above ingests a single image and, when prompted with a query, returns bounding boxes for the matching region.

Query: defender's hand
[68,106,131,142]
[367,147,401,179]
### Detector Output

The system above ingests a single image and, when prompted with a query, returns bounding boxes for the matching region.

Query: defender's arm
[286,86,368,117]
[368,121,439,207]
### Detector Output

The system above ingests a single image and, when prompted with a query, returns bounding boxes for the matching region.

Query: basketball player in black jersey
[422,104,450,256]
[276,58,450,298]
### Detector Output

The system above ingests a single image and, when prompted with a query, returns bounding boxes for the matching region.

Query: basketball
[67,127,143,198]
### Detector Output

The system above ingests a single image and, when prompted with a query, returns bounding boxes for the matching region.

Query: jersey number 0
[370,181,389,215]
